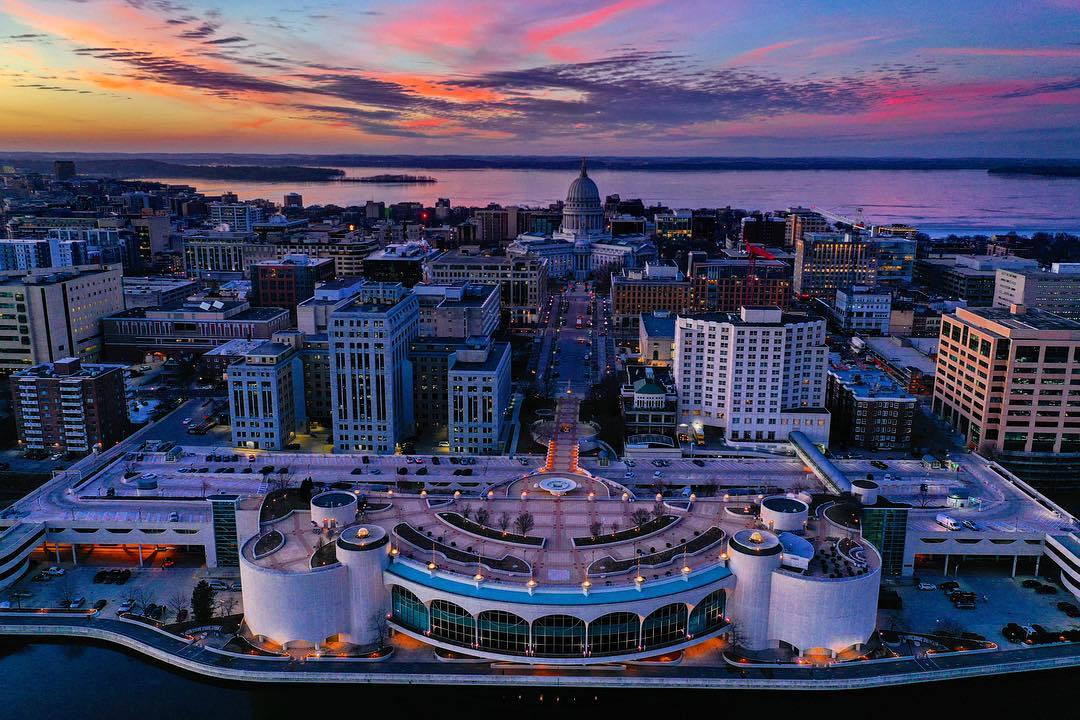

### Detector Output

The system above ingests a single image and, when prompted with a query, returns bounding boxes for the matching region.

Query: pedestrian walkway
[545,394,583,474]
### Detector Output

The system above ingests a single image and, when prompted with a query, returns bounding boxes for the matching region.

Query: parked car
[1057,601,1080,618]
[917,582,937,591]
[94,599,107,610]
[1036,584,1059,595]
[93,570,108,583]
[1021,579,1042,589]
[870,460,889,470]
[117,600,134,614]
[208,580,230,591]
[70,596,85,608]
[939,580,959,591]
[45,566,65,576]
[692,459,705,467]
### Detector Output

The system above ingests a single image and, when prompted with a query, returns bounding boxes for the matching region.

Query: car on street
[871,460,889,470]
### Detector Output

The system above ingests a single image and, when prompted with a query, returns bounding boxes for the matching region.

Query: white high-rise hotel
[329,283,419,453]
[673,307,831,446]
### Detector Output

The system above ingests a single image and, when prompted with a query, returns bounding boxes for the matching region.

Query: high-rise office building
[328,283,419,453]
[784,208,828,251]
[933,304,1080,483]
[793,232,877,301]
[447,337,511,455]
[993,265,1080,320]
[414,283,500,339]
[673,307,831,446]
[0,265,124,375]
[609,262,691,339]
[209,203,265,232]
[284,193,304,208]
[832,286,892,335]
[249,254,335,321]
[426,250,548,327]
[227,333,306,450]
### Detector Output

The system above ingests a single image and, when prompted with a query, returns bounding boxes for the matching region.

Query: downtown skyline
[1,0,1079,156]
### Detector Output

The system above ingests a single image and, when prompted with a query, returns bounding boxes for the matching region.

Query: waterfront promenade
[1,613,1076,689]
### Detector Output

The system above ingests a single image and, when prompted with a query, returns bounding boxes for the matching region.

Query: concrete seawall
[1,618,1078,689]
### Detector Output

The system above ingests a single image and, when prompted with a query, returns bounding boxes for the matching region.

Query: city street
[536,282,610,396]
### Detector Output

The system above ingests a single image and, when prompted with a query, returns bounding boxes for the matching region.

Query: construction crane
[742,243,776,306]
[810,205,867,232]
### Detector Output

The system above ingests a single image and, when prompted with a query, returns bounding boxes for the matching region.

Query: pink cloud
[525,0,658,54]
[931,47,1080,58]
[725,39,804,65]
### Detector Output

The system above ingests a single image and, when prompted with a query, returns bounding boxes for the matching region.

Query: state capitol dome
[561,157,605,236]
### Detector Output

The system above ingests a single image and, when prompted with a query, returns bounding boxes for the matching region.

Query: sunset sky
[1,0,1078,155]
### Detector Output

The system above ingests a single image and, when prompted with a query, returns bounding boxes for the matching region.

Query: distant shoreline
[4,153,1080,174]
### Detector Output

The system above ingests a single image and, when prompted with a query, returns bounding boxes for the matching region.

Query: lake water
[147,167,1080,237]
[0,637,1073,717]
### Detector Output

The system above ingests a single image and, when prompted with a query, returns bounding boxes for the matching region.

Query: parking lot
[887,573,1078,642]
[5,555,243,618]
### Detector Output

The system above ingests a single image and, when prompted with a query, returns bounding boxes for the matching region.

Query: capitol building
[508,159,656,279]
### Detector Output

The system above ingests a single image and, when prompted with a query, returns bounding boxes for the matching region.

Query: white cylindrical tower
[726,529,783,651]
[310,490,358,529]
[851,479,879,505]
[336,524,391,647]
[759,495,809,532]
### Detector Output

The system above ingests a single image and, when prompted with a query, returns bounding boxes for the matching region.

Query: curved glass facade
[532,614,585,657]
[688,589,726,636]
[430,599,475,647]
[387,586,730,659]
[587,612,640,656]
[641,603,688,649]
[477,610,529,655]
[391,586,428,632]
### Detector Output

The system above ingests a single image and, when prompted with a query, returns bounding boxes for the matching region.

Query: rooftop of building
[956,305,1080,333]
[106,302,288,323]
[252,255,333,268]
[449,340,509,372]
[121,276,198,290]
[640,311,677,337]
[828,364,917,401]
[13,358,124,381]
[0,263,119,286]
[203,338,267,357]
[860,336,937,374]
[682,306,822,327]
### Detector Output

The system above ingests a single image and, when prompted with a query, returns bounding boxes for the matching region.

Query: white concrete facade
[673,307,831,447]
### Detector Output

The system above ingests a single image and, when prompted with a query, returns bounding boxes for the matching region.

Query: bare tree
[474,507,490,527]
[652,501,665,520]
[461,504,472,521]
[368,612,390,650]
[56,578,75,604]
[498,512,511,533]
[513,511,535,536]
[133,588,156,614]
[217,595,238,618]
[631,508,652,527]
[589,520,603,538]
[167,591,188,622]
